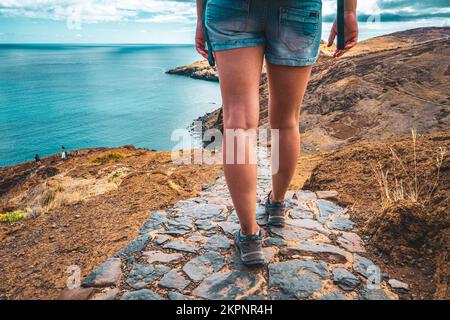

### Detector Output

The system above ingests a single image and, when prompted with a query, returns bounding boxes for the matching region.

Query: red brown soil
[0,147,220,300]
[303,130,450,299]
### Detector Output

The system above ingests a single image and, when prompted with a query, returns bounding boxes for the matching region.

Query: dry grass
[92,151,125,164]
[372,129,446,210]
[38,167,130,213]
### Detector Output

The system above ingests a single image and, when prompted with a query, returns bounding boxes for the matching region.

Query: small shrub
[0,210,27,223]
[92,152,125,165]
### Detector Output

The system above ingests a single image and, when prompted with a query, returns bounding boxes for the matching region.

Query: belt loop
[202,0,216,67]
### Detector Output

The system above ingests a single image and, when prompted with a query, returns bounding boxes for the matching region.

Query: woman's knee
[223,104,259,130]
[269,114,299,130]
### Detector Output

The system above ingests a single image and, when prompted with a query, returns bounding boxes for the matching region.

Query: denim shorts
[205,0,323,66]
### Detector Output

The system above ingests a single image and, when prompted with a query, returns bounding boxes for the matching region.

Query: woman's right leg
[215,46,264,235]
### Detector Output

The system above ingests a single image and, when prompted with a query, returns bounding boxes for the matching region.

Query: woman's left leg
[266,62,313,203]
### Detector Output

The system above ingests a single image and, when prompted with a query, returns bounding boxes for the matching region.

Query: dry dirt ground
[0,147,221,300]
[303,130,449,299]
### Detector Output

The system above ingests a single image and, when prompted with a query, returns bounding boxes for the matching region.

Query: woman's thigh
[266,62,312,128]
[215,46,264,129]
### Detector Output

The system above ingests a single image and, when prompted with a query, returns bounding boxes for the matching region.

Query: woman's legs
[215,46,264,235]
[266,63,313,203]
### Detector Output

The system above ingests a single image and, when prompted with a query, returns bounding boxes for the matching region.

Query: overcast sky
[0,0,449,43]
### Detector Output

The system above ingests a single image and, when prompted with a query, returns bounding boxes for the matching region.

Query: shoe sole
[235,244,265,266]
[267,217,286,227]
[266,209,286,227]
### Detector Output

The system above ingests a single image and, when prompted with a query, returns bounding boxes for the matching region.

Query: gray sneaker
[234,229,264,266]
[265,191,286,227]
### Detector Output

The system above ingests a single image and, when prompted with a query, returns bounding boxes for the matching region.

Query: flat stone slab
[332,268,361,291]
[263,247,278,264]
[165,216,194,231]
[326,216,354,231]
[193,271,264,300]
[186,232,206,243]
[144,251,183,264]
[289,207,314,219]
[116,234,152,256]
[315,199,345,224]
[316,190,339,200]
[337,232,365,253]
[153,235,171,245]
[159,269,190,291]
[207,197,233,207]
[204,235,231,250]
[126,264,170,289]
[353,254,377,279]
[182,204,227,219]
[195,219,216,230]
[269,260,328,299]
[140,210,167,233]
[270,225,315,241]
[121,289,163,300]
[168,291,192,300]
[183,251,225,282]
[82,258,122,288]
[227,210,240,223]
[286,219,331,236]
[388,279,409,292]
[318,291,348,300]
[286,241,348,262]
[163,240,199,253]
[296,191,317,201]
[218,221,240,237]
[358,285,391,300]
[264,237,287,247]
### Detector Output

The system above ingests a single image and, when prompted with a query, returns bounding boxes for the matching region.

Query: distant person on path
[196,0,359,265]
[61,146,67,160]
[34,154,41,164]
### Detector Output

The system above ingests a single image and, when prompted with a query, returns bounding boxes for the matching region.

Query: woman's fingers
[196,38,208,59]
[334,37,358,57]
[327,25,337,47]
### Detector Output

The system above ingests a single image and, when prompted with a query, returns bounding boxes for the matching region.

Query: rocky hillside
[0,147,220,299]
[169,27,450,153]
[303,130,449,299]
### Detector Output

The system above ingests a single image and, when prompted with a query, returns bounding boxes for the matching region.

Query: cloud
[0,0,197,23]
[0,0,448,24]
[322,0,450,22]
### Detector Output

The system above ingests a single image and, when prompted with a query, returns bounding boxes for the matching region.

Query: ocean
[0,44,222,167]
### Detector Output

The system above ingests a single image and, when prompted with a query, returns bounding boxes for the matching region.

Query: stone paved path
[60,149,400,300]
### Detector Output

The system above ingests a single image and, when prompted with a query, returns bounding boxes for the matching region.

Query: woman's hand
[196,19,208,59]
[327,10,359,57]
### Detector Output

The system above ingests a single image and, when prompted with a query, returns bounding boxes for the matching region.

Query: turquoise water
[0,44,222,167]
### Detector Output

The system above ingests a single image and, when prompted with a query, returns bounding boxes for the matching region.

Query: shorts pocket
[206,0,251,34]
[278,4,321,52]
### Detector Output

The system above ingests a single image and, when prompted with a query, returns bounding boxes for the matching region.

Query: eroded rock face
[76,152,397,301]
